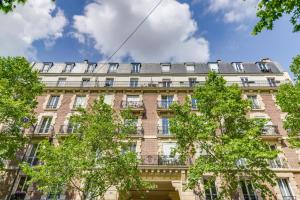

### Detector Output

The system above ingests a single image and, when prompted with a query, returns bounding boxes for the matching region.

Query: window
[130,78,139,87]
[186,64,195,72]
[108,63,118,73]
[189,78,197,87]
[57,78,66,87]
[81,78,90,87]
[161,118,170,135]
[209,63,219,72]
[27,144,39,166]
[86,63,97,73]
[161,63,171,73]
[233,62,244,72]
[162,143,176,156]
[162,79,171,87]
[129,143,137,152]
[278,179,294,200]
[191,98,198,109]
[38,117,52,134]
[240,180,258,200]
[257,62,270,72]
[40,63,52,72]
[73,95,87,108]
[204,179,217,200]
[105,78,114,87]
[161,95,173,109]
[63,63,74,72]
[241,77,249,87]
[47,95,60,109]
[131,63,141,73]
[267,77,277,87]
[247,95,261,109]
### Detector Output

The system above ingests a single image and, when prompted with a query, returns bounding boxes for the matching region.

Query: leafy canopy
[22,97,149,200]
[0,56,43,170]
[0,0,55,13]
[253,0,300,34]
[277,55,300,147]
[170,72,278,199]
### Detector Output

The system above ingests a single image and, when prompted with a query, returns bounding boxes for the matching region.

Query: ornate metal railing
[157,100,177,109]
[140,155,183,165]
[42,80,290,88]
[157,126,171,136]
[121,100,144,109]
[59,125,77,134]
[29,125,54,134]
[269,157,289,168]
[282,196,296,200]
[262,125,279,135]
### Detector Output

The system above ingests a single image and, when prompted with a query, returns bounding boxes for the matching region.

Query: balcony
[45,104,58,109]
[59,125,77,134]
[157,100,176,113]
[140,155,184,166]
[157,126,173,138]
[269,157,289,168]
[261,125,281,140]
[126,126,144,136]
[282,196,296,200]
[29,125,54,136]
[121,101,145,114]
[42,80,290,89]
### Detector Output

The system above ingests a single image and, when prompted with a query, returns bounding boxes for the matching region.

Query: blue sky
[0,0,299,72]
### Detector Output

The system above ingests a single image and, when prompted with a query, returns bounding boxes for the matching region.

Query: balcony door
[38,117,52,134]
[161,95,173,108]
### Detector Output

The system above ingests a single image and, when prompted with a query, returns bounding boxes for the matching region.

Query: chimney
[83,59,89,64]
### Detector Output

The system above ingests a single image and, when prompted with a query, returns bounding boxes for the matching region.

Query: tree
[170,72,279,199]
[0,0,55,13]
[253,0,300,35]
[22,98,149,200]
[276,55,300,147]
[0,56,43,170]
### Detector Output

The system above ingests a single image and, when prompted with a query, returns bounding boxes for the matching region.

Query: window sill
[44,108,58,111]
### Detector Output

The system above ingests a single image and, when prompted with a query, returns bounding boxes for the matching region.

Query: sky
[0,0,299,72]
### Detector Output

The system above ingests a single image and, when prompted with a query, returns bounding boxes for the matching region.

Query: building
[1,59,300,200]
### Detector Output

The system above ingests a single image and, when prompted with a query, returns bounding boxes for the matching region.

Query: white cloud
[208,0,259,23]
[73,0,209,62]
[0,0,67,58]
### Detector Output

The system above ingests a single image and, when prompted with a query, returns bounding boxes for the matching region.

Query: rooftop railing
[42,80,290,88]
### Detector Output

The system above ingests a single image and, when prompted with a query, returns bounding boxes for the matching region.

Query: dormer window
[40,62,53,73]
[161,63,171,73]
[131,63,141,73]
[85,63,97,73]
[63,63,75,73]
[185,63,195,73]
[257,62,270,72]
[233,62,244,72]
[108,63,119,73]
[208,63,219,72]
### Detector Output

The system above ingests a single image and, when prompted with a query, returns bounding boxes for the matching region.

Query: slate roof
[33,60,283,75]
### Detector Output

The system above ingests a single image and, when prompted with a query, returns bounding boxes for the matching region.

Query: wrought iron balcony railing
[157,126,171,136]
[262,125,279,136]
[46,104,58,109]
[42,80,290,88]
[140,155,183,165]
[282,196,296,200]
[29,125,54,134]
[125,126,144,135]
[269,157,289,168]
[157,100,176,109]
[121,100,144,109]
[59,125,77,134]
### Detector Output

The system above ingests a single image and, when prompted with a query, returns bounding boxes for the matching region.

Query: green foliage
[22,97,149,200]
[0,0,26,13]
[0,56,43,170]
[277,55,300,147]
[253,0,300,34]
[170,72,278,199]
